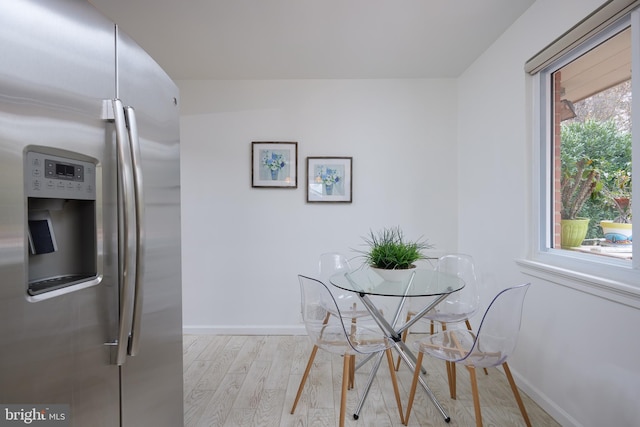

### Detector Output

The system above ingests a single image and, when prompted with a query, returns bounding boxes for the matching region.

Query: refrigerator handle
[124,106,145,357]
[112,99,138,366]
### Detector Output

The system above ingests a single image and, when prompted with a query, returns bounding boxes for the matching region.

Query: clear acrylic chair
[404,283,532,427]
[396,254,482,383]
[424,254,481,324]
[319,252,371,321]
[291,275,405,427]
[317,252,372,387]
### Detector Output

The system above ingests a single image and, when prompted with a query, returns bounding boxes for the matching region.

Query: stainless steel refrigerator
[0,1,183,426]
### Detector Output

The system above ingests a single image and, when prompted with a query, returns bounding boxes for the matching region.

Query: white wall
[458,0,640,426]
[178,1,640,425]
[178,79,458,334]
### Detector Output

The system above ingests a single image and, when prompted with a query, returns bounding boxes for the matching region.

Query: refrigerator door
[115,29,184,427]
[0,1,119,426]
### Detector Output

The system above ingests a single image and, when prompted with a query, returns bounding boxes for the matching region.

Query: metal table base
[351,289,452,422]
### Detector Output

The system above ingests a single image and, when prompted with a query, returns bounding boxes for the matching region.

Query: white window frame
[518,9,640,309]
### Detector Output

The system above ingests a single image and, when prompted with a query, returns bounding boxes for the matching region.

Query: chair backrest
[461,283,530,367]
[319,252,352,282]
[429,254,480,321]
[298,274,389,355]
[318,252,364,312]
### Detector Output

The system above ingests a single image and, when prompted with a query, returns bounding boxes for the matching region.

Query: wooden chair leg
[404,351,424,426]
[385,348,405,424]
[502,362,532,427]
[446,361,457,399]
[451,361,457,398]
[290,345,318,414]
[339,354,352,427]
[440,322,460,399]
[349,314,357,388]
[349,355,355,389]
[395,312,413,370]
[467,365,483,427]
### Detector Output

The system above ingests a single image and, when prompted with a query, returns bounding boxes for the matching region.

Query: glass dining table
[330,266,465,423]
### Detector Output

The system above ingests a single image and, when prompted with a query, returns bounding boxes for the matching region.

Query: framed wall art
[306,157,352,203]
[251,141,298,188]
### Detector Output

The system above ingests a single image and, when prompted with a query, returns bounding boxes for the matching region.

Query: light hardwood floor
[183,334,560,427]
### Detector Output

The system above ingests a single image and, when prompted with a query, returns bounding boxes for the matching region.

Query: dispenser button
[32,179,41,191]
[32,168,41,177]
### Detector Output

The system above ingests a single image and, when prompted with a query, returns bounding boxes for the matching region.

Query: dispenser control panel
[26,151,96,200]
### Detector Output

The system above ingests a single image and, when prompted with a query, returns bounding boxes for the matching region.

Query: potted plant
[600,169,632,245]
[356,226,433,281]
[560,157,602,248]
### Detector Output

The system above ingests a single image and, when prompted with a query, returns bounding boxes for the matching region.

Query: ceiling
[89,0,535,81]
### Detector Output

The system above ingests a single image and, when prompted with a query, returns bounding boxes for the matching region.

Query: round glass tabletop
[330,267,464,297]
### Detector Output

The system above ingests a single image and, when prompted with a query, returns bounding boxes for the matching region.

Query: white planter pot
[370,266,416,282]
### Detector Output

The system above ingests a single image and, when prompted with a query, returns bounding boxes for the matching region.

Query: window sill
[570,244,632,260]
[516,258,640,310]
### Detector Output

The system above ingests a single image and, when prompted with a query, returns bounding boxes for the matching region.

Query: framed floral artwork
[251,141,298,188]
[306,157,352,203]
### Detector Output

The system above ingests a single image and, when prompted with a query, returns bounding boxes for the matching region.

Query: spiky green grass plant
[358,226,432,270]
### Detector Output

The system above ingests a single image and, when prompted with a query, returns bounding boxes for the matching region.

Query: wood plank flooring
[183,334,560,427]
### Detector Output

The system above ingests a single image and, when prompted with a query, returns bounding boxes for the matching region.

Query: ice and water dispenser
[25,147,100,298]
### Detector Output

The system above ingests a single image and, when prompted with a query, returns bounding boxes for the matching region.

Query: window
[522,2,640,302]
[551,27,632,258]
